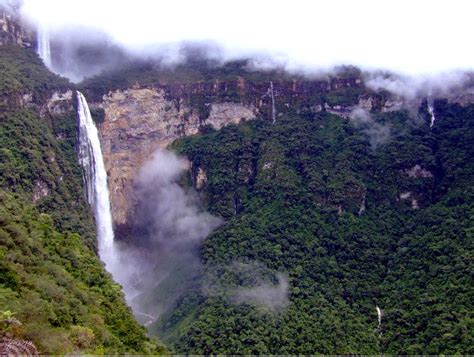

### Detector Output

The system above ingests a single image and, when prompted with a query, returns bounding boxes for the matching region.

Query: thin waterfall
[37,24,51,69]
[428,100,436,128]
[270,81,276,124]
[76,91,115,257]
[376,305,383,335]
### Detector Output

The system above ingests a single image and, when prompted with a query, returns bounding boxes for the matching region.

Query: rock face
[0,8,32,47]
[98,88,257,228]
[90,77,398,231]
[92,72,474,232]
[207,103,256,129]
[46,90,74,115]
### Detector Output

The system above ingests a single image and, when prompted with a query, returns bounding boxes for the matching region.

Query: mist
[232,273,289,311]
[19,0,474,77]
[364,71,474,100]
[108,150,221,325]
[107,151,289,323]
[349,107,391,149]
[203,261,290,312]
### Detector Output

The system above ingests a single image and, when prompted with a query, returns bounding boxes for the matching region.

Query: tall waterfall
[76,91,115,256]
[37,25,52,69]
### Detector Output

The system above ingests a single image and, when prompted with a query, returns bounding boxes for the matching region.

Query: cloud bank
[20,0,474,76]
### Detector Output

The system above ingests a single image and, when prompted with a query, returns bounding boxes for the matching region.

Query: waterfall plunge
[37,24,52,69]
[76,91,115,262]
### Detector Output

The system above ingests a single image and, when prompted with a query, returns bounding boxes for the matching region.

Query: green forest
[0,45,164,354]
[160,102,474,354]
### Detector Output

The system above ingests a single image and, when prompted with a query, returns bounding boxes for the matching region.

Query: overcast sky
[20,0,474,75]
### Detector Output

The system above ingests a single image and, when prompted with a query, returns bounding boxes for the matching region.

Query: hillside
[75,56,474,354]
[162,101,474,354]
[0,42,164,354]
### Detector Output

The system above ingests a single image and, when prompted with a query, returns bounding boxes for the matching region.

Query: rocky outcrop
[98,88,256,227]
[0,7,32,47]
[405,164,433,179]
[207,102,256,129]
[45,90,74,116]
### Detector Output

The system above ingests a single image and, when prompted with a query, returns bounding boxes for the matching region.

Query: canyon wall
[98,87,257,228]
[94,76,374,233]
[90,73,473,234]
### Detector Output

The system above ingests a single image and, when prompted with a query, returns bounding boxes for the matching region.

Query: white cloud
[20,0,474,75]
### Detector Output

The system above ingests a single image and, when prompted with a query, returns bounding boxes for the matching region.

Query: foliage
[0,45,70,104]
[0,45,165,354]
[0,108,96,248]
[0,191,165,354]
[163,102,474,354]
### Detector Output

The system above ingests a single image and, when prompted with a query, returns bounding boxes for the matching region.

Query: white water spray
[37,24,51,69]
[428,101,436,128]
[270,81,276,124]
[76,91,115,258]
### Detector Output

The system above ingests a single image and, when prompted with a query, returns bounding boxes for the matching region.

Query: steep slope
[0,35,163,355]
[162,103,473,354]
[80,60,376,236]
[79,57,474,354]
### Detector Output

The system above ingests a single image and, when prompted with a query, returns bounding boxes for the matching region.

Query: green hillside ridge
[0,45,164,353]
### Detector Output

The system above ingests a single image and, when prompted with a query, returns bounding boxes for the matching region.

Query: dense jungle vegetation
[162,101,474,354]
[0,45,164,354]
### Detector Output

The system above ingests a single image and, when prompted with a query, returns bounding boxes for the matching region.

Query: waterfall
[376,305,383,335]
[76,91,115,256]
[358,196,366,216]
[37,24,52,69]
[428,101,436,128]
[270,81,276,124]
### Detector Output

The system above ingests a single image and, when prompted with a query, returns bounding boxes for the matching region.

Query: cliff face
[0,8,32,47]
[97,87,257,228]
[91,77,379,232]
[89,70,474,233]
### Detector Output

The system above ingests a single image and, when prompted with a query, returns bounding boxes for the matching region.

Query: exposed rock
[98,88,256,227]
[358,97,375,111]
[0,9,32,47]
[94,73,472,229]
[406,164,433,178]
[21,93,33,106]
[400,191,412,200]
[46,90,74,116]
[32,180,49,203]
[382,98,405,112]
[399,191,419,209]
[206,103,256,129]
[195,167,207,190]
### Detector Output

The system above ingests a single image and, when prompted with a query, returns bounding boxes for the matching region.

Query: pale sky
[20,0,474,75]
